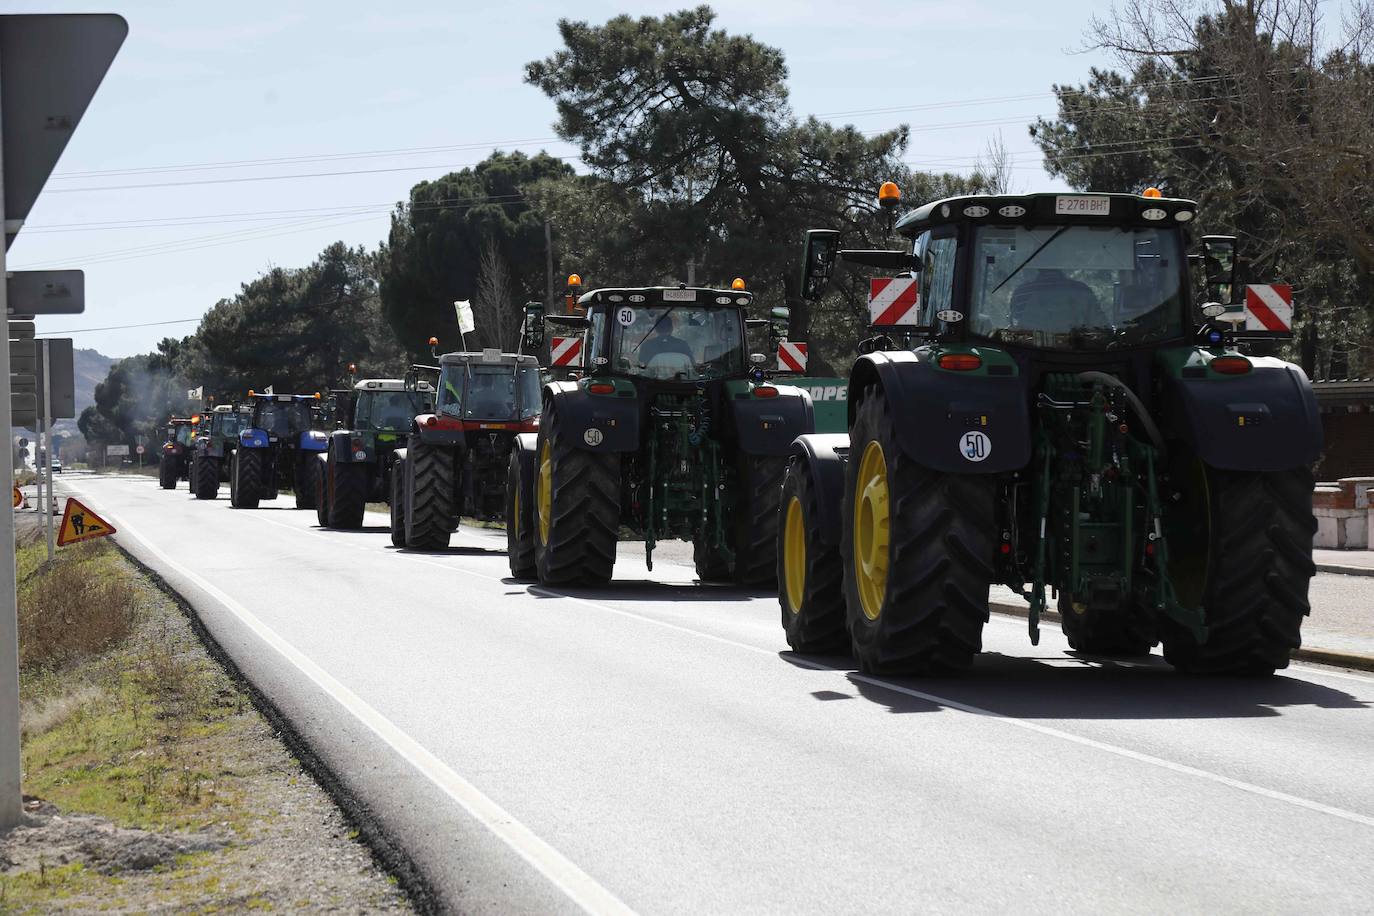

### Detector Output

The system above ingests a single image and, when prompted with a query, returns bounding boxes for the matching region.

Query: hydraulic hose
[1076,371,1167,457]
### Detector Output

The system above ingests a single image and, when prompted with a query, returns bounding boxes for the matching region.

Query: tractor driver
[638,309,696,366]
[1010,268,1106,332]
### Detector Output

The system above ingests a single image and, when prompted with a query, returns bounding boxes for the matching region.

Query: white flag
[454,299,476,335]
[263,385,274,396]
[187,385,204,400]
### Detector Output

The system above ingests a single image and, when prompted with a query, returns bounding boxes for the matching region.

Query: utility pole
[41,340,53,560]
[0,38,20,831]
[544,219,554,309]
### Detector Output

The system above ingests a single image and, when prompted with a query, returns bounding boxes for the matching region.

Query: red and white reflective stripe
[777,340,808,372]
[549,336,583,366]
[1244,284,1293,332]
[868,277,921,326]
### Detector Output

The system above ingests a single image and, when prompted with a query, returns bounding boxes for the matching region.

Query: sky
[8,0,1116,358]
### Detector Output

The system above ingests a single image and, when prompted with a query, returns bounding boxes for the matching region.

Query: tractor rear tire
[1059,595,1156,657]
[1161,466,1315,675]
[230,450,262,509]
[158,454,177,489]
[533,408,620,586]
[779,456,847,654]
[314,455,331,527]
[842,386,997,675]
[389,458,406,548]
[506,450,536,580]
[732,454,786,587]
[193,455,220,500]
[329,460,368,529]
[294,455,319,510]
[404,441,454,550]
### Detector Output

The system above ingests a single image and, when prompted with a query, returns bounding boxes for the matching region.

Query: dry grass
[17,538,139,674]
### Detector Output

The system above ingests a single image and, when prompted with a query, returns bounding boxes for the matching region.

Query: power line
[36,317,203,336]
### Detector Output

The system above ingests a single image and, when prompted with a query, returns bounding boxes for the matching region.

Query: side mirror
[522,301,546,353]
[1200,235,1238,304]
[768,305,790,353]
[799,229,840,301]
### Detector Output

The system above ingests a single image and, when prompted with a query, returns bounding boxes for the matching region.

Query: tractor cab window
[517,366,541,419]
[438,365,521,420]
[256,400,313,437]
[612,304,744,381]
[921,231,958,322]
[357,390,430,431]
[219,413,247,437]
[174,425,193,446]
[968,224,1186,349]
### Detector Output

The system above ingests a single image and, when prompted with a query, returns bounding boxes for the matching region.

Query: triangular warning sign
[57,497,117,547]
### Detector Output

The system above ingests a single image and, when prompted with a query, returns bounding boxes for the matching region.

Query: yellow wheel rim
[513,486,521,542]
[853,440,890,621]
[783,495,807,613]
[537,440,553,545]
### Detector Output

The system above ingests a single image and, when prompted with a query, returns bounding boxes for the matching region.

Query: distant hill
[73,347,114,417]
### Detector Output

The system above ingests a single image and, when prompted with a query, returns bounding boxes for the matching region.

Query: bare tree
[972,131,1016,194]
[472,241,518,350]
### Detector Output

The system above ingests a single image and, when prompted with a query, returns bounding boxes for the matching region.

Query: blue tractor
[229,391,328,510]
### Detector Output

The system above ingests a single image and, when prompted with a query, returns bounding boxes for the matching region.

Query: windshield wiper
[990,225,1071,296]
[631,307,677,351]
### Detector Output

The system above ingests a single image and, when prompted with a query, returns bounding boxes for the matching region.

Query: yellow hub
[783,495,807,613]
[853,439,891,621]
[537,440,553,545]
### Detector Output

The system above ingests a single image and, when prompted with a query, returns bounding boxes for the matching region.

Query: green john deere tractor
[507,281,814,586]
[779,187,1320,676]
[314,377,435,529]
[189,405,250,499]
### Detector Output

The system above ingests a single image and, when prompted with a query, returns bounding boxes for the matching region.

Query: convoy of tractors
[153,185,1320,678]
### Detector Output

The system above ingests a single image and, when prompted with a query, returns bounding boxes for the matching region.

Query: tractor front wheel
[732,454,786,587]
[388,458,406,548]
[193,455,220,500]
[404,441,454,550]
[294,454,320,510]
[1161,465,1315,675]
[533,409,620,586]
[779,456,847,654]
[314,455,331,527]
[841,386,997,675]
[158,453,177,489]
[230,450,262,509]
[506,450,536,579]
[329,460,368,529]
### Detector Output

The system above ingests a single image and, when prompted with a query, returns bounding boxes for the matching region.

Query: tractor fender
[789,433,850,547]
[412,414,466,448]
[329,429,370,463]
[239,428,269,449]
[544,381,639,452]
[848,350,1032,474]
[730,385,815,457]
[1159,356,1322,470]
[299,430,328,452]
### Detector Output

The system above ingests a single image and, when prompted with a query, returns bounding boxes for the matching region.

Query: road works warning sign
[57,498,116,547]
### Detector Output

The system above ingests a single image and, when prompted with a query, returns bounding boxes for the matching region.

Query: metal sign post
[41,339,53,560]
[0,12,127,831]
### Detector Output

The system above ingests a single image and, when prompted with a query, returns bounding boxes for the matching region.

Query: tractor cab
[164,418,195,449]
[434,350,541,427]
[347,378,434,432]
[230,392,329,510]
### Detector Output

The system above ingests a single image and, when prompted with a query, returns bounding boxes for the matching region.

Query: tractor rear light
[351,438,364,450]
[937,353,982,371]
[1210,356,1251,375]
[423,416,438,428]
[588,382,616,395]
[999,543,1011,555]
[753,386,779,398]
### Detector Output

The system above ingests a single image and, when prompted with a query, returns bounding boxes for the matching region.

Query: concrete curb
[1316,563,1374,578]
[987,602,1374,674]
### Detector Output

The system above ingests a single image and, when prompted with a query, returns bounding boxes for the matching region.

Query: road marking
[60,481,635,916]
[74,476,1374,834]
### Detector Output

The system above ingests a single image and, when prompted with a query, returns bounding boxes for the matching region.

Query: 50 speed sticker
[960,430,991,462]
[583,428,604,446]
[616,307,636,326]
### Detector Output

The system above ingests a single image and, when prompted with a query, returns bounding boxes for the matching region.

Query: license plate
[1055,196,1111,216]
[662,289,697,302]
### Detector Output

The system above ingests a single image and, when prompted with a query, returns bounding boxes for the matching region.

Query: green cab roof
[894,191,1200,237]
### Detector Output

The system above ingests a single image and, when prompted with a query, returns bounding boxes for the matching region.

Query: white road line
[76,478,1374,835]
[62,481,635,916]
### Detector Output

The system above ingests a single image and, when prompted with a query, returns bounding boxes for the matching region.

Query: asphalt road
[57,470,1374,914]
